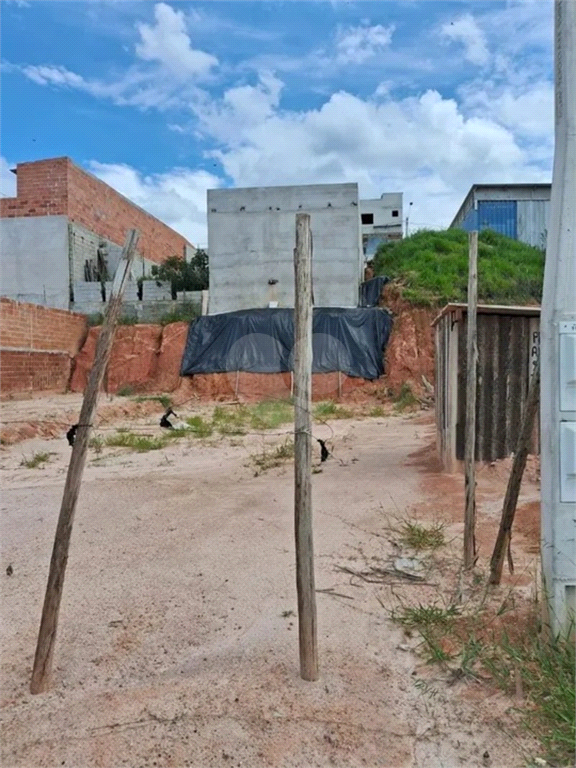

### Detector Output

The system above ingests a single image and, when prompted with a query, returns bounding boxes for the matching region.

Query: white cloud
[195,72,284,146]
[200,85,549,230]
[135,2,217,77]
[440,13,489,67]
[7,2,553,234]
[22,64,87,89]
[16,2,217,110]
[335,23,394,64]
[88,162,221,246]
[0,157,17,198]
[460,80,553,141]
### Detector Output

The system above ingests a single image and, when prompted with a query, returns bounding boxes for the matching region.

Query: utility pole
[405,201,413,237]
[540,0,576,634]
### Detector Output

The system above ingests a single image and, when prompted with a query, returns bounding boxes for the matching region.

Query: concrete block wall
[207,183,362,314]
[0,298,88,395]
[73,282,104,303]
[142,281,172,301]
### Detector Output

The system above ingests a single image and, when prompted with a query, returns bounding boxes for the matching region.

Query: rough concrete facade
[0,298,88,395]
[0,216,70,309]
[207,183,362,314]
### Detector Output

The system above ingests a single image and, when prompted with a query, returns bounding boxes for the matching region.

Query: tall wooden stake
[489,359,540,585]
[30,230,140,694]
[293,213,319,681]
[464,231,478,570]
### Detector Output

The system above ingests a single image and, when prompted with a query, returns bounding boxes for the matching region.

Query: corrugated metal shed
[433,303,540,471]
[450,184,550,248]
[517,199,550,249]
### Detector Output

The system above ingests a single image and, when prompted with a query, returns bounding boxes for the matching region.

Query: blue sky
[1,0,554,245]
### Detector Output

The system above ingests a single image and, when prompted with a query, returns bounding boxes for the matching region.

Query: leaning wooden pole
[30,229,140,694]
[293,213,319,681]
[463,231,479,570]
[489,359,540,585]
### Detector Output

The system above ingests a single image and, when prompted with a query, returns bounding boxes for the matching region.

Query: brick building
[0,157,194,309]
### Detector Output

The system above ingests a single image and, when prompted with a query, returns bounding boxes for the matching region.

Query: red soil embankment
[68,294,436,402]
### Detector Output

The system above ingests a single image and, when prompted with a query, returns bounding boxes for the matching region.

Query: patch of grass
[313,401,353,420]
[373,228,544,307]
[390,595,575,766]
[398,521,446,550]
[104,432,169,452]
[20,451,51,469]
[368,405,386,417]
[210,400,294,434]
[159,302,200,326]
[212,405,249,435]
[251,439,295,473]
[134,394,173,409]
[117,315,138,325]
[394,383,419,412]
[248,400,294,430]
[116,385,135,397]
[186,416,213,438]
[482,623,575,766]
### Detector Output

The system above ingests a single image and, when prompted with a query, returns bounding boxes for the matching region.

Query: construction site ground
[1,394,542,768]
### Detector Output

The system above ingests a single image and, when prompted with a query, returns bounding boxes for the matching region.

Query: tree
[150,249,209,297]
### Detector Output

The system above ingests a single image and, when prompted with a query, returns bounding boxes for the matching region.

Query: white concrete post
[540,0,576,633]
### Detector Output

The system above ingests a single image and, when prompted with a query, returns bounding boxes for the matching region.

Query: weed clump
[20,451,51,469]
[251,439,295,473]
[398,521,446,550]
[394,383,419,412]
[104,432,168,452]
[313,401,353,420]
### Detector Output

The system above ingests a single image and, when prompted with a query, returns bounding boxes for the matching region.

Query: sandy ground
[1,398,541,768]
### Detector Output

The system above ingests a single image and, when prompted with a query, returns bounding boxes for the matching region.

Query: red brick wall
[0,157,68,218]
[66,162,190,264]
[0,157,192,265]
[0,298,88,395]
[0,350,74,394]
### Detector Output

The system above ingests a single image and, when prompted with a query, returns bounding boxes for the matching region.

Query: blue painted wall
[458,200,518,239]
[477,200,517,239]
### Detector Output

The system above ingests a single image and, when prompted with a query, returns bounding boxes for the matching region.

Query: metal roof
[431,302,541,326]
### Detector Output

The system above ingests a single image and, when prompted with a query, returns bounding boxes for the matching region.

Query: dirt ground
[1,395,542,768]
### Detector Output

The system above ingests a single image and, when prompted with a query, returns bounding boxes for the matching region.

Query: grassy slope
[373,228,544,306]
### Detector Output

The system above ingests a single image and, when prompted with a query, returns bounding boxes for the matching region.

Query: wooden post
[293,213,319,681]
[30,230,140,694]
[489,359,540,584]
[463,231,478,570]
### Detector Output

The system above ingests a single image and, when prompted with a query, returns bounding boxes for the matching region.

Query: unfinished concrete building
[359,193,403,259]
[0,157,195,310]
[207,183,363,314]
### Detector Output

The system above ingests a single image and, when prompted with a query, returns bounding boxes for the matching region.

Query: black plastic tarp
[359,276,389,307]
[180,307,393,380]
